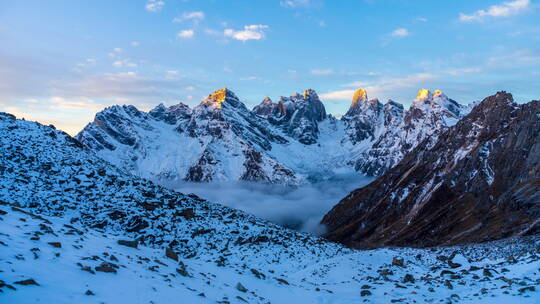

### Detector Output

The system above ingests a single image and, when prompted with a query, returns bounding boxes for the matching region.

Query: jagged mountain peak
[351,88,368,106]
[386,99,404,109]
[414,88,433,102]
[345,88,382,118]
[201,87,240,109]
[303,88,319,100]
[488,91,514,105]
[433,89,445,97]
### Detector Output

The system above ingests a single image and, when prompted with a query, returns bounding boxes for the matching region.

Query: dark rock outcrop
[322,92,540,248]
[255,89,327,145]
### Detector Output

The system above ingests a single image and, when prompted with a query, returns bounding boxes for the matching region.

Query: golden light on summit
[352,88,368,106]
[207,88,229,108]
[415,89,432,102]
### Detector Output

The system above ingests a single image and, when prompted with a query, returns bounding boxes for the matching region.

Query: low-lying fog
[161,173,373,235]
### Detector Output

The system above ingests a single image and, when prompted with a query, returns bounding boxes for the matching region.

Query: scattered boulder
[176,261,190,277]
[95,262,117,273]
[236,282,248,293]
[165,247,178,261]
[402,274,415,284]
[117,239,138,248]
[360,290,372,296]
[518,286,535,293]
[250,268,265,279]
[47,242,62,248]
[85,289,95,295]
[14,279,39,286]
[392,257,404,267]
[447,260,461,269]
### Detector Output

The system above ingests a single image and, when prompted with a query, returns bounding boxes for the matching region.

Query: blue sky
[1,0,539,134]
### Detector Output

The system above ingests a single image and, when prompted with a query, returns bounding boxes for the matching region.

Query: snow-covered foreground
[2,205,539,304]
[1,113,539,303]
[164,173,373,233]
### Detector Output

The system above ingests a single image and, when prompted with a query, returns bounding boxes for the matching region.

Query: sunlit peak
[415,89,432,102]
[352,88,368,106]
[206,87,231,108]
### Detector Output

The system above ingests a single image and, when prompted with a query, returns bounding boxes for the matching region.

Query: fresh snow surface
[2,205,539,304]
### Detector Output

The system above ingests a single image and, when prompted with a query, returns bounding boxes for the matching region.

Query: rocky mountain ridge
[322,92,540,248]
[77,87,469,184]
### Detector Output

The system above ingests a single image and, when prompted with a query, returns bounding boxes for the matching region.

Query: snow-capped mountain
[351,89,468,176]
[77,87,469,185]
[77,88,299,185]
[254,88,327,145]
[1,111,539,303]
[322,92,540,248]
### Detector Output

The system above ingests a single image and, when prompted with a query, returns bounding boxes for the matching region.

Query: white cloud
[459,0,530,22]
[173,11,205,23]
[224,25,269,41]
[145,0,164,12]
[240,76,258,81]
[108,48,124,57]
[310,69,334,76]
[280,0,312,8]
[112,59,137,68]
[487,49,540,67]
[131,41,140,47]
[445,67,482,76]
[165,70,181,79]
[184,86,195,91]
[416,17,428,22]
[49,96,103,111]
[391,28,410,37]
[177,29,194,39]
[76,58,97,68]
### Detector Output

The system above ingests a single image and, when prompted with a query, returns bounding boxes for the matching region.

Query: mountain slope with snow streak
[322,92,540,249]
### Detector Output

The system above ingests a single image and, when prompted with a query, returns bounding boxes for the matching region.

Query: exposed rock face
[342,91,384,145]
[252,97,282,118]
[256,89,328,145]
[322,92,540,248]
[77,88,298,184]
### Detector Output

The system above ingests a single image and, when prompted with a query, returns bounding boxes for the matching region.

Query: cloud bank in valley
[164,174,372,235]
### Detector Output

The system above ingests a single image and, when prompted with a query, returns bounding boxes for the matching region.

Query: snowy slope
[77,88,471,185]
[2,203,539,303]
